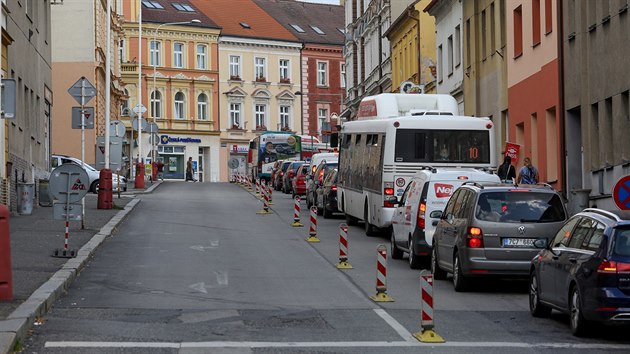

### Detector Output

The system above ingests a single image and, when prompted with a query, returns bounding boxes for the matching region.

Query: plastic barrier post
[413,270,445,342]
[256,182,272,215]
[305,206,320,242]
[370,244,394,302]
[0,205,12,300]
[290,196,304,227]
[267,182,273,204]
[255,178,261,196]
[336,223,352,269]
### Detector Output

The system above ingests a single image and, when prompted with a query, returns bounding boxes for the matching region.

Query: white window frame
[318,108,328,134]
[119,39,126,63]
[150,90,162,118]
[255,104,267,128]
[229,55,241,79]
[254,57,267,80]
[174,92,186,119]
[150,40,161,66]
[340,63,346,88]
[279,105,291,130]
[317,61,328,87]
[279,59,290,81]
[229,103,241,128]
[197,93,208,120]
[173,42,184,68]
[196,44,207,69]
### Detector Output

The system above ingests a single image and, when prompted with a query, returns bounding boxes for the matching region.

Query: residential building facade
[462,0,508,163]
[191,0,302,182]
[425,0,465,114]
[506,0,562,192]
[385,0,436,94]
[121,0,221,182]
[563,0,630,210]
[2,0,52,210]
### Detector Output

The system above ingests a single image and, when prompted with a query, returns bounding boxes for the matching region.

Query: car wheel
[529,272,552,318]
[453,252,469,292]
[90,180,99,194]
[364,205,378,236]
[390,228,404,260]
[570,286,590,337]
[431,245,447,280]
[408,238,423,269]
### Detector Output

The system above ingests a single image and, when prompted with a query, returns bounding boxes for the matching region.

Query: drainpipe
[378,14,383,93]
[557,0,566,200]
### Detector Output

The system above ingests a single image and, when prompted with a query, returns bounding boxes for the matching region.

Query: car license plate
[503,238,536,247]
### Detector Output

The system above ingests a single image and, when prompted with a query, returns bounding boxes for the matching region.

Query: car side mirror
[429,210,442,219]
[533,239,547,249]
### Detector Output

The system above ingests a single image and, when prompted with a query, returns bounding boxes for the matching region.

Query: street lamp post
[151,19,200,181]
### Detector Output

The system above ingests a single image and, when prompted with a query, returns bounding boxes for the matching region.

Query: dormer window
[142,1,164,9]
[172,3,195,12]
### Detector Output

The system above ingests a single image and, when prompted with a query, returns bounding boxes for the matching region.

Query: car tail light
[312,165,317,173]
[279,172,284,177]
[288,171,295,178]
[466,227,484,248]
[384,188,394,195]
[416,201,426,230]
[318,169,325,183]
[597,260,617,274]
[331,185,337,191]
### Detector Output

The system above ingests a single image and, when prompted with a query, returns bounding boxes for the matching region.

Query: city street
[22,182,630,353]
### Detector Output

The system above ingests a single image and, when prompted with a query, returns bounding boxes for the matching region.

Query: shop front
[158,134,220,182]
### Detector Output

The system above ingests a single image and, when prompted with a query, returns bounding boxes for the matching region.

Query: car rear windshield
[290,163,303,172]
[281,162,291,172]
[476,191,566,223]
[613,228,630,257]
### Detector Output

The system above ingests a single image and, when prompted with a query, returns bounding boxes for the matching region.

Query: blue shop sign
[160,135,202,144]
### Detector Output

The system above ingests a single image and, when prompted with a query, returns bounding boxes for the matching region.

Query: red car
[291,164,308,198]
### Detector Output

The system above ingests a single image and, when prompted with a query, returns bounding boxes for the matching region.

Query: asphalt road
[22,182,630,353]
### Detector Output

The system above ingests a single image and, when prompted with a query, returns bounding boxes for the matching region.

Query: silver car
[431,182,567,292]
[51,154,127,193]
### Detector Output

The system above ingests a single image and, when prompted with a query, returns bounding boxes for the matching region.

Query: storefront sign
[231,144,249,153]
[160,135,202,144]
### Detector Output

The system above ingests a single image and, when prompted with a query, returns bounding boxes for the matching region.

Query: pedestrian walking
[156,158,166,181]
[517,157,539,184]
[497,155,516,183]
[186,157,195,182]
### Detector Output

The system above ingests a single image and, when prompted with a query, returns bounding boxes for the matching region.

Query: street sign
[96,136,123,169]
[613,175,630,210]
[71,107,94,129]
[132,118,148,131]
[67,77,96,105]
[1,79,16,119]
[132,104,147,114]
[146,122,159,134]
[53,202,82,221]
[49,163,90,204]
[228,157,240,169]
[110,120,126,137]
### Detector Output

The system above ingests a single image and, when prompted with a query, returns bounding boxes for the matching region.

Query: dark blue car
[529,208,630,336]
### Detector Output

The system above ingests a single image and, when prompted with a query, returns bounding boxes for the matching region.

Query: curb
[0,197,142,354]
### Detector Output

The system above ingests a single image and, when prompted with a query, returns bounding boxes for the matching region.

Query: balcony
[121,62,138,75]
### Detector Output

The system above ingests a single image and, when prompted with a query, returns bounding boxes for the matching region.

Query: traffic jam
[242,93,630,339]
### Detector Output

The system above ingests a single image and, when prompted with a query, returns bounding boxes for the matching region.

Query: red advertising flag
[505,142,520,164]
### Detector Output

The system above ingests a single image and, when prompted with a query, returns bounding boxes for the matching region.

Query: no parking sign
[613,175,630,210]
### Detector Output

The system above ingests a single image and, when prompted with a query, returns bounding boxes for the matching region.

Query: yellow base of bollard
[268,201,274,205]
[305,235,321,243]
[256,209,272,215]
[370,292,394,302]
[413,329,445,343]
[291,221,304,227]
[336,261,353,269]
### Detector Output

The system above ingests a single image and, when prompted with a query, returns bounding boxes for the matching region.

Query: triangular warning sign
[99,146,105,154]
[71,178,86,191]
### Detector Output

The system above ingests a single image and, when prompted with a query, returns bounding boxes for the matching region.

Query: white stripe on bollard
[290,196,303,227]
[413,270,445,342]
[306,206,320,242]
[336,223,352,269]
[370,244,393,302]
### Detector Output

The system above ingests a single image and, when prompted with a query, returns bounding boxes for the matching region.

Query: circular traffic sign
[228,157,240,169]
[146,122,159,134]
[110,120,126,137]
[132,118,148,131]
[49,163,90,203]
[613,175,630,210]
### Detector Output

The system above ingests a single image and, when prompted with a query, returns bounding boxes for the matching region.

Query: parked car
[432,182,567,291]
[291,164,309,198]
[270,160,284,189]
[390,168,501,269]
[51,154,127,193]
[306,161,338,209]
[282,161,305,194]
[317,168,339,218]
[529,208,630,336]
[307,152,338,176]
[274,161,292,191]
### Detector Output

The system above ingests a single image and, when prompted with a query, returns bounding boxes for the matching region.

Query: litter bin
[38,179,52,207]
[17,183,34,215]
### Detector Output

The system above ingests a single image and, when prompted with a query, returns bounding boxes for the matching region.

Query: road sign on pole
[71,107,94,129]
[613,175,630,210]
[68,77,96,105]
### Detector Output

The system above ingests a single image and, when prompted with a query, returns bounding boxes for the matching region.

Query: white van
[390,167,500,269]
[307,152,338,176]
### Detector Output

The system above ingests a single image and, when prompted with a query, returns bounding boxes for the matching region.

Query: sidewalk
[0,181,161,354]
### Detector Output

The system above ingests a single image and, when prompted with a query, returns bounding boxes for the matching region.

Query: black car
[529,208,630,336]
[317,168,339,218]
[306,161,338,209]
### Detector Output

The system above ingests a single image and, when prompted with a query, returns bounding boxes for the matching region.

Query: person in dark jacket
[497,155,516,183]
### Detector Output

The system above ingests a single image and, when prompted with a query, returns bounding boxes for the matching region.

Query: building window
[318,108,328,134]
[465,19,471,67]
[150,40,161,66]
[119,39,126,63]
[255,57,266,81]
[150,90,162,118]
[481,10,487,59]
[514,5,523,57]
[437,44,443,82]
[289,24,305,33]
[197,93,208,120]
[196,44,207,69]
[229,103,241,128]
[454,26,461,67]
[533,0,541,46]
[317,61,328,86]
[279,59,290,83]
[310,25,325,35]
[229,55,241,79]
[173,43,184,68]
[447,35,453,75]
[545,0,553,34]
[490,3,496,52]
[174,92,185,119]
[255,104,267,129]
[340,63,346,88]
[279,105,290,130]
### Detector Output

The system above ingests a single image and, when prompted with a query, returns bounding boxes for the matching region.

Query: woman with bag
[497,155,516,183]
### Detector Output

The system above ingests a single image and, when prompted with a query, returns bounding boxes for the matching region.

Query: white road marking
[373,308,416,342]
[215,271,228,286]
[188,282,208,294]
[45,341,630,349]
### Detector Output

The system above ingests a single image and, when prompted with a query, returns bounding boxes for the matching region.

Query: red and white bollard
[306,206,320,242]
[336,223,352,269]
[290,195,304,227]
[247,176,253,191]
[255,178,261,196]
[413,270,445,342]
[260,180,267,200]
[370,244,393,302]
[256,182,271,215]
[267,182,273,204]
